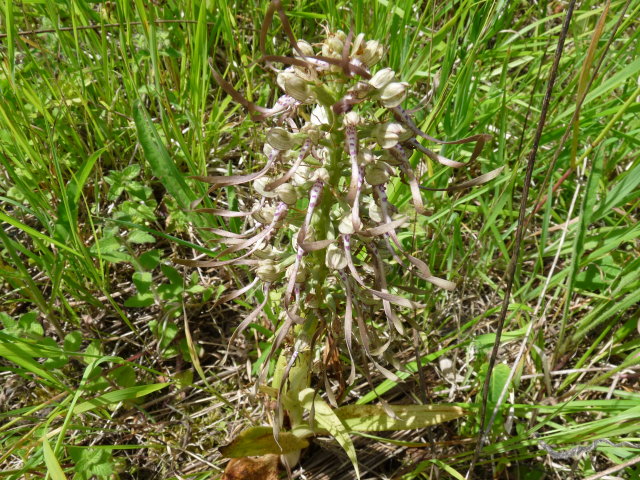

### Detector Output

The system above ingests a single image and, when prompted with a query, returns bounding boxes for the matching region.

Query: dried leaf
[222,454,279,480]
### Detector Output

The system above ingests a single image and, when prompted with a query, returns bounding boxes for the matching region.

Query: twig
[465,1,577,477]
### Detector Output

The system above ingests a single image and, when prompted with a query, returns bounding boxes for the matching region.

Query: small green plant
[180,1,501,477]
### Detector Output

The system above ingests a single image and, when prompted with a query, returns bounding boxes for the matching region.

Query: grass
[1,0,639,478]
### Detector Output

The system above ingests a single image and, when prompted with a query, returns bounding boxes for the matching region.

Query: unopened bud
[349,81,373,99]
[276,183,298,205]
[373,122,409,149]
[338,214,355,235]
[277,71,315,103]
[368,202,383,222]
[322,34,344,58]
[266,127,295,151]
[312,167,330,183]
[379,82,409,108]
[325,244,347,270]
[344,111,361,126]
[365,161,391,186]
[256,259,281,282]
[360,40,384,66]
[287,263,308,283]
[296,40,314,57]
[252,205,275,224]
[253,177,279,198]
[293,165,312,186]
[369,68,395,89]
[351,33,366,56]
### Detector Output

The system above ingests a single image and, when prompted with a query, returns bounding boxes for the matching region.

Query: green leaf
[43,437,68,480]
[127,230,156,244]
[139,249,162,270]
[131,271,153,292]
[64,331,83,352]
[124,292,154,308]
[219,426,309,458]
[110,365,136,388]
[133,101,195,210]
[299,388,360,479]
[489,363,512,404]
[69,447,114,480]
[18,312,43,336]
[73,383,170,414]
[333,404,466,432]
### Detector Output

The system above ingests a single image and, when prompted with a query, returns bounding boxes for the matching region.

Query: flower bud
[379,82,409,108]
[312,167,330,183]
[296,40,314,57]
[300,123,322,144]
[368,68,395,89]
[349,81,373,99]
[287,263,307,283]
[373,122,408,149]
[253,177,279,198]
[310,105,329,126]
[275,183,298,205]
[365,161,391,186]
[368,202,383,222]
[256,259,281,282]
[322,34,343,58]
[293,165,312,186]
[360,40,384,66]
[338,214,355,235]
[277,71,315,103]
[358,148,375,165]
[252,205,275,224]
[344,111,361,127]
[266,127,295,151]
[325,244,347,270]
[351,33,366,56]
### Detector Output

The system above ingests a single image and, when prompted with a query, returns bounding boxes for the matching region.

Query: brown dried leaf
[222,454,279,480]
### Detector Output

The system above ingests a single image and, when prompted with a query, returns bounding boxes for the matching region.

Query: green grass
[1,0,639,478]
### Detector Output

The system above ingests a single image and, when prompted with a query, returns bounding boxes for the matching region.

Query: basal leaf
[299,388,360,479]
[219,426,309,458]
[334,404,466,432]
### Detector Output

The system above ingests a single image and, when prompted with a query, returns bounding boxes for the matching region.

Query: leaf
[42,436,68,480]
[73,383,170,414]
[127,230,156,244]
[131,271,153,292]
[54,148,104,243]
[488,363,512,404]
[219,426,309,458]
[334,404,466,432]
[133,101,195,210]
[299,388,360,479]
[69,447,114,480]
[222,454,279,480]
[139,249,162,270]
[64,331,83,352]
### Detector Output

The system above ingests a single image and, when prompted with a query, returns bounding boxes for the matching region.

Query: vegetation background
[1,0,639,478]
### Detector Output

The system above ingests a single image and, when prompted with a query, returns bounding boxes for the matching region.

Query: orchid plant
[180,1,501,477]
